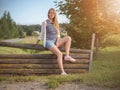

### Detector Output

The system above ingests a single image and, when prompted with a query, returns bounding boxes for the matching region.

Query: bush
[101,34,120,47]
[31,31,40,36]
[19,32,26,38]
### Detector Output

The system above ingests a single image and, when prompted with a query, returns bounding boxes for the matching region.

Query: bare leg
[64,36,71,56]
[57,36,76,62]
[57,36,71,56]
[49,45,65,73]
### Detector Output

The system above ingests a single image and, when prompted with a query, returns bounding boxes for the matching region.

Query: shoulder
[41,21,47,26]
[41,20,47,26]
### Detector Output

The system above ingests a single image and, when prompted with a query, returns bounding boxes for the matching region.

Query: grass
[0,36,37,54]
[19,36,38,44]
[0,36,120,89]
[0,47,27,54]
[0,36,50,54]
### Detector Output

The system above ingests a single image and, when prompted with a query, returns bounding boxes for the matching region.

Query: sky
[0,0,68,25]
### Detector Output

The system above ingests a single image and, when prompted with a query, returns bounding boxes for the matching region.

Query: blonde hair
[48,8,60,34]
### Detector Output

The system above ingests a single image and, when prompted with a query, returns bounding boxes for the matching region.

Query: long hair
[48,8,60,34]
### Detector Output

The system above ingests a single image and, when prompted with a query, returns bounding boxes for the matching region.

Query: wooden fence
[0,34,95,75]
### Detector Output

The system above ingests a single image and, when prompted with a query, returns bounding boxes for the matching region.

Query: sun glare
[107,0,120,15]
[98,0,120,20]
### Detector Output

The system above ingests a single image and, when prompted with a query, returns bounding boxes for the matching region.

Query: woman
[36,8,76,75]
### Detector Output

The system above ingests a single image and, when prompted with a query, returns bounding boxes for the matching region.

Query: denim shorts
[45,39,56,49]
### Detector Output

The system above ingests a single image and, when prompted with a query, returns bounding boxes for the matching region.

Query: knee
[66,36,71,41]
[57,51,63,57]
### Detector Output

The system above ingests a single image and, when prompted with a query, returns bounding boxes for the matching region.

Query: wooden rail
[0,42,91,53]
[0,34,95,75]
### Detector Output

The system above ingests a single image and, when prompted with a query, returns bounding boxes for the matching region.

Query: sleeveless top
[46,19,57,40]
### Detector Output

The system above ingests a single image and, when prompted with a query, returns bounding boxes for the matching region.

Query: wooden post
[89,33,95,73]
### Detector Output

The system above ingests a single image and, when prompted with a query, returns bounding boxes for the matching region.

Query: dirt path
[56,83,120,90]
[0,81,119,90]
[1,38,24,43]
[0,81,47,90]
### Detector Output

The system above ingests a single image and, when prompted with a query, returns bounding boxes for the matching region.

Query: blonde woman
[36,8,76,75]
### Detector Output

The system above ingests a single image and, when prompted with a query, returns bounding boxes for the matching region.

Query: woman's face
[48,10,55,20]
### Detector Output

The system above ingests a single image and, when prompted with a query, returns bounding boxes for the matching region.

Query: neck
[48,18,53,22]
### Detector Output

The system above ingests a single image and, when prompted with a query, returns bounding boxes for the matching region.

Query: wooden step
[0,54,90,59]
[0,69,88,75]
[0,64,89,69]
[0,59,90,64]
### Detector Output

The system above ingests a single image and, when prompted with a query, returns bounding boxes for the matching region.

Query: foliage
[101,34,120,47]
[18,25,40,36]
[55,0,120,48]
[0,11,24,39]
[0,11,41,40]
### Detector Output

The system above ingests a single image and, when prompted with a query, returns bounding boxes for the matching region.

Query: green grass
[0,47,27,54]
[102,34,120,47]
[0,76,47,82]
[0,36,50,54]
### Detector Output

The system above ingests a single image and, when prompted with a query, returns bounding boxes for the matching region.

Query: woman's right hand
[36,40,40,44]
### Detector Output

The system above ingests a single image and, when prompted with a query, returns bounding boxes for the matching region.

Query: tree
[55,0,120,49]
[55,0,97,48]
[0,11,9,39]
[0,11,23,39]
[18,25,40,36]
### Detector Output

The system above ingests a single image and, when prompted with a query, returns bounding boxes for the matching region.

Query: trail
[1,38,24,43]
[0,81,119,90]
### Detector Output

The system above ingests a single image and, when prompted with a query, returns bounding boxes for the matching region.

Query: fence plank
[0,42,91,53]
[0,69,88,75]
[0,64,89,69]
[0,54,90,59]
[0,59,90,64]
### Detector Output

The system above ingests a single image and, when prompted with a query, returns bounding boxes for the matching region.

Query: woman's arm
[37,22,45,40]
[36,21,47,45]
